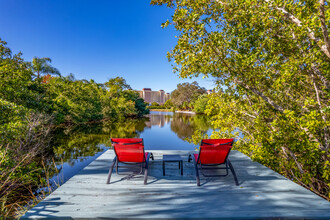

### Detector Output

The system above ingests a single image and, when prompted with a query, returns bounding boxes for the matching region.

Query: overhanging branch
[264,0,330,59]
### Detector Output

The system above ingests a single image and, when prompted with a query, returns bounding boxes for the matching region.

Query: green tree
[171,81,206,109]
[0,39,47,111]
[47,75,104,124]
[152,0,330,199]
[32,57,60,79]
[151,102,160,107]
[102,77,148,120]
[193,94,209,114]
[104,76,132,97]
[164,99,174,109]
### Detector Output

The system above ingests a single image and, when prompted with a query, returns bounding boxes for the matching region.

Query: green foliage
[0,38,150,216]
[151,102,160,107]
[193,94,209,114]
[152,0,330,199]
[164,100,174,109]
[148,102,166,109]
[0,39,49,111]
[0,111,53,217]
[0,99,29,143]
[102,78,148,120]
[170,81,206,110]
[46,76,104,124]
[104,76,131,96]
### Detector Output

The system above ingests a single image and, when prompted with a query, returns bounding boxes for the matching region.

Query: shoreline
[149,109,196,114]
[149,109,173,112]
[175,110,196,114]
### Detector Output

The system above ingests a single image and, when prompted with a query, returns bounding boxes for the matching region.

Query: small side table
[162,155,183,176]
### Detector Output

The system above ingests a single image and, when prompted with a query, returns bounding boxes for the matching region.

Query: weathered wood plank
[23,150,330,219]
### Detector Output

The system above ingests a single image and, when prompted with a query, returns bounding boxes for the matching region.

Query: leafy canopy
[152,0,330,199]
[171,81,206,109]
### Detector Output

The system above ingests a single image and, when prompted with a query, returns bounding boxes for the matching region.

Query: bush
[0,103,53,217]
[193,94,209,114]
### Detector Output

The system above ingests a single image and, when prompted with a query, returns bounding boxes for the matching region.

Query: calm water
[48,111,213,185]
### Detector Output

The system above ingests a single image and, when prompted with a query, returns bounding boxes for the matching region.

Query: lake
[47,111,213,186]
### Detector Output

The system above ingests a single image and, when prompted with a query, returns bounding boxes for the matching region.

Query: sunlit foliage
[170,81,206,110]
[152,0,330,199]
[0,38,149,216]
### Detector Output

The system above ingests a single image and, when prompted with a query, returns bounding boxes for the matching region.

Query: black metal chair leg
[144,152,151,185]
[195,165,200,186]
[181,161,183,176]
[228,159,239,186]
[190,153,200,186]
[116,160,119,174]
[144,165,148,185]
[106,157,117,184]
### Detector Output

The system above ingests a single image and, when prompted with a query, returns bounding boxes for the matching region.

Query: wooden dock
[23,150,330,218]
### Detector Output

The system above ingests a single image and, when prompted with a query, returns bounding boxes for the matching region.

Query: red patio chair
[188,139,238,186]
[106,138,154,185]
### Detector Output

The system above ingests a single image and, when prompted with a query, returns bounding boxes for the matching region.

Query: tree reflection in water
[170,113,211,142]
[49,111,211,179]
[52,118,150,165]
[51,124,110,166]
[51,112,212,166]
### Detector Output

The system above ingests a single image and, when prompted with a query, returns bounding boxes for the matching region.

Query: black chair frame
[188,140,238,186]
[106,139,154,185]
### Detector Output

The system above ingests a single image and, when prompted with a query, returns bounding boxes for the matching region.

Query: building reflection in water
[145,111,173,128]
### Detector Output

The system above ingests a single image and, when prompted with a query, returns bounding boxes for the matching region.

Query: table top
[163,154,183,161]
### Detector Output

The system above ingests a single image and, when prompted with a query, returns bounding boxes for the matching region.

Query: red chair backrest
[111,138,145,163]
[111,138,143,145]
[201,139,234,146]
[198,139,234,164]
[113,143,145,163]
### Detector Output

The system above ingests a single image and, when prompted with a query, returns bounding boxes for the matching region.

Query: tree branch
[311,64,330,91]
[204,28,285,113]
[264,0,330,59]
[234,79,285,112]
[311,73,329,152]
[213,0,228,5]
[319,0,330,55]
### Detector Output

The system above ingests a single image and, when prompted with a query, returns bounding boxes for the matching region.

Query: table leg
[181,161,183,175]
[163,161,165,176]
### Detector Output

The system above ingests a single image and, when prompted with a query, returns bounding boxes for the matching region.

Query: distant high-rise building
[138,88,170,104]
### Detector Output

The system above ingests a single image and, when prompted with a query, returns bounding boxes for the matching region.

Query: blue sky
[0,0,215,92]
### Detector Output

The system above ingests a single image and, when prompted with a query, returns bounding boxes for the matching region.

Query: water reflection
[103,118,149,138]
[171,113,210,140]
[52,124,110,165]
[52,111,212,161]
[146,111,172,128]
[49,111,213,185]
